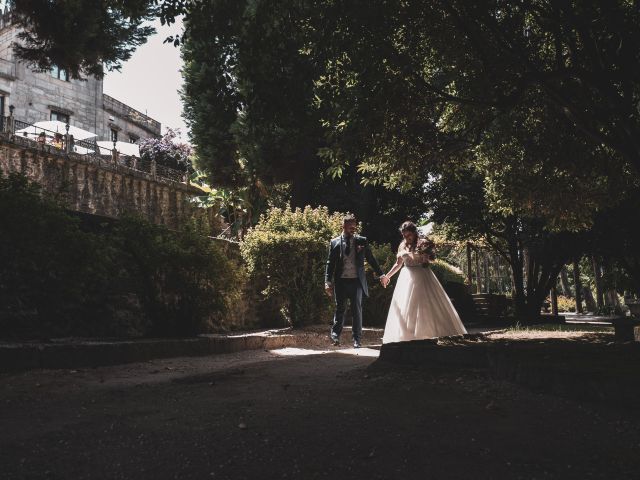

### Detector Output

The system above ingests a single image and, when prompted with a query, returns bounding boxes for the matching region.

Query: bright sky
[103,18,188,139]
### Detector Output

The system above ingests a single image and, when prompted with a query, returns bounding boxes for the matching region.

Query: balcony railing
[1,115,188,185]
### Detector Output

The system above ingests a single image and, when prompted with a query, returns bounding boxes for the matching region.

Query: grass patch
[506,323,613,334]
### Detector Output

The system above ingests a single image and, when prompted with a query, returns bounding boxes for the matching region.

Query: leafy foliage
[139,128,192,171]
[0,174,240,339]
[181,0,323,207]
[108,215,240,336]
[10,0,157,78]
[0,174,110,337]
[241,206,343,327]
[552,295,576,314]
[430,260,465,286]
[306,1,640,230]
[425,167,586,320]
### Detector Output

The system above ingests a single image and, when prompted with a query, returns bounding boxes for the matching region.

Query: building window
[111,128,118,142]
[129,134,139,144]
[50,110,70,124]
[50,65,69,82]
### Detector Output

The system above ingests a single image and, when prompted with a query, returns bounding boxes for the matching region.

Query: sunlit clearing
[270,347,380,358]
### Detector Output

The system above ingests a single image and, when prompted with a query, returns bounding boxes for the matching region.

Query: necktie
[344,236,351,256]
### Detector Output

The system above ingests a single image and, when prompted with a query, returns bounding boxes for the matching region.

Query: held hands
[324,283,333,298]
[379,275,390,288]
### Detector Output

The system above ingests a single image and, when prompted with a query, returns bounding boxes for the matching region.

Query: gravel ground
[2,337,640,480]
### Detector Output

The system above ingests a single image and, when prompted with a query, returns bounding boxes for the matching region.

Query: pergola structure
[459,242,607,316]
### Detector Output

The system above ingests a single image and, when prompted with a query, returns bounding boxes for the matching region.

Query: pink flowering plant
[138,128,192,171]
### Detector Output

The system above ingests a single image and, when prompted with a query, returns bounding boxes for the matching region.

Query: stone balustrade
[0,135,215,231]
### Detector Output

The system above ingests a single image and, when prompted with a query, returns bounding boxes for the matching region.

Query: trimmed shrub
[431,259,466,285]
[555,295,576,313]
[109,216,241,336]
[241,206,343,327]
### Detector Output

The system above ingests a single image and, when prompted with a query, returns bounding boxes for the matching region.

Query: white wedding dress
[382,251,467,343]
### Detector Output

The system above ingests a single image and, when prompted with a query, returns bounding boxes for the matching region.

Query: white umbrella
[72,145,94,154]
[96,141,140,157]
[16,120,97,140]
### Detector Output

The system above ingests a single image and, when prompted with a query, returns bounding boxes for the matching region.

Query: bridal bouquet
[416,237,436,262]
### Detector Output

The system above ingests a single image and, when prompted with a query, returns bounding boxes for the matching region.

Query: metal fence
[1,115,187,184]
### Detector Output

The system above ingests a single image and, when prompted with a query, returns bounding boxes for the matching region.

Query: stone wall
[0,137,209,231]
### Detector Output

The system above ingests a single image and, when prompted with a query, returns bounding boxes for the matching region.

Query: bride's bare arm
[381,256,404,287]
[385,257,404,279]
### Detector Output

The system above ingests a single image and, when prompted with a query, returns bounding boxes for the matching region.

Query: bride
[381,221,467,343]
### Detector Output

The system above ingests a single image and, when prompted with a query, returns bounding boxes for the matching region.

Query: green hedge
[241,206,343,327]
[430,259,466,285]
[108,216,241,337]
[0,174,241,339]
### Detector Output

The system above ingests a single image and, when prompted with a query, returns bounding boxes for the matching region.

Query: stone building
[0,10,161,143]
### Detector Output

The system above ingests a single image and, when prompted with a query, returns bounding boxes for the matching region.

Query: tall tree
[309,0,640,229]
[427,167,583,321]
[9,0,157,78]
[181,0,324,208]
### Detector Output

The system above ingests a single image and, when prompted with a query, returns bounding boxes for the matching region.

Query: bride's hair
[399,221,419,252]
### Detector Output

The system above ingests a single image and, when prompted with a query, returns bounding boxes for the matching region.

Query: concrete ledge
[377,339,640,407]
[379,335,488,367]
[0,327,383,373]
[611,317,640,342]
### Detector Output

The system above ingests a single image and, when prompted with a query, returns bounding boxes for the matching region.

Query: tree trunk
[475,247,482,294]
[466,242,473,290]
[495,255,503,293]
[560,267,572,297]
[522,253,565,323]
[551,286,558,316]
[592,256,604,310]
[601,262,620,310]
[507,236,527,320]
[572,260,583,314]
[483,252,490,293]
[605,290,620,309]
[583,286,597,312]
[522,247,529,294]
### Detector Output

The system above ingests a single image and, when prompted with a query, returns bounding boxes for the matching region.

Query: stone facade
[0,12,160,143]
[0,137,211,231]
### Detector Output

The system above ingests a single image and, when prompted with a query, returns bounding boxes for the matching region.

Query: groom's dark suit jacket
[325,234,383,297]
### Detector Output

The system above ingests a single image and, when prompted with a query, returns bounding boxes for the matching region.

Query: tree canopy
[180,0,324,207]
[307,0,640,230]
[9,0,158,78]
[13,0,640,292]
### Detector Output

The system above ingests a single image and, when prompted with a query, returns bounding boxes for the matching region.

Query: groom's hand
[324,282,333,298]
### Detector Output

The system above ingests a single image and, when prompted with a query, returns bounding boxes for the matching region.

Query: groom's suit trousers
[331,278,363,342]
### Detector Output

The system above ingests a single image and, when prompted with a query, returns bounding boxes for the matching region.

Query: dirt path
[1,346,639,479]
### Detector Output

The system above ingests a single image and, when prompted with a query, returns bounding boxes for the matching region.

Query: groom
[325,214,386,348]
